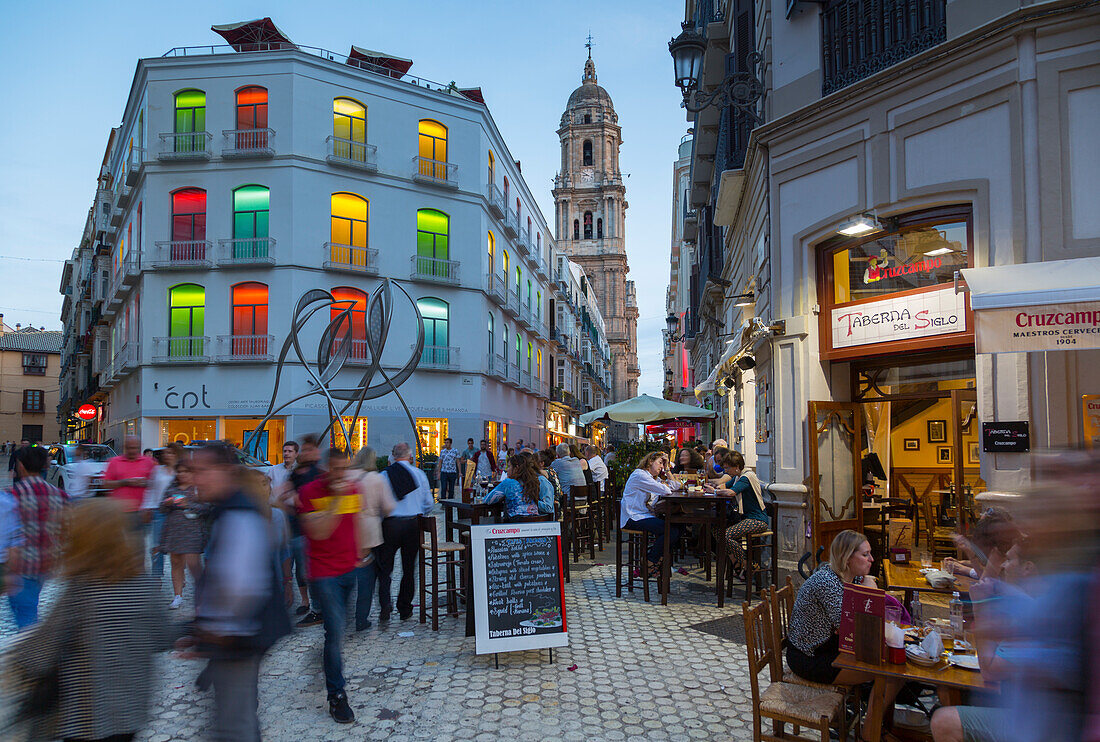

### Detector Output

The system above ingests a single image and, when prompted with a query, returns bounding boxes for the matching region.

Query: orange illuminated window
[331,287,368,360]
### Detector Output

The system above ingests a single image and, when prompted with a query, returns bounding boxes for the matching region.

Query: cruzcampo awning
[960,257,1100,353]
[578,394,716,426]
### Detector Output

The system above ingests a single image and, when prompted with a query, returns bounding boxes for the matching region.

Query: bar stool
[417,515,465,631]
[615,519,653,602]
[565,483,596,561]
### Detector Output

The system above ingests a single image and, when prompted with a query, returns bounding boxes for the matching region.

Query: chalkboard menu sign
[982,421,1030,453]
[470,522,568,655]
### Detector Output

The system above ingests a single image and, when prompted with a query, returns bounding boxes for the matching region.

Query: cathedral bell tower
[553,52,640,413]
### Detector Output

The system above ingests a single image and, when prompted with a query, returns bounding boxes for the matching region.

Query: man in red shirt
[297,448,361,725]
[103,436,156,519]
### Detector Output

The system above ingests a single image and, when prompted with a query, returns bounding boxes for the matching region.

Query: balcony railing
[515,228,531,255]
[506,289,521,316]
[125,147,145,185]
[486,184,505,218]
[332,337,372,365]
[410,255,460,284]
[821,0,946,95]
[487,273,506,305]
[502,210,519,238]
[417,344,458,370]
[219,238,275,266]
[489,353,507,380]
[521,369,533,391]
[507,363,521,387]
[222,128,275,158]
[412,157,458,188]
[326,136,378,171]
[158,131,212,161]
[217,334,274,362]
[533,253,548,279]
[153,240,213,268]
[324,242,379,274]
[153,336,211,363]
[116,342,138,374]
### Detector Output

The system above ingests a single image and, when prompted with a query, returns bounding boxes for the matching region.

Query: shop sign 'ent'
[831,287,966,349]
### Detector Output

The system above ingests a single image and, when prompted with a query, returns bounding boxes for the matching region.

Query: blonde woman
[618,451,685,575]
[8,498,173,741]
[348,446,396,631]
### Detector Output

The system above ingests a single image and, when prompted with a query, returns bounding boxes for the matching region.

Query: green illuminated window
[174,89,206,154]
[417,297,450,365]
[233,185,269,249]
[168,283,205,357]
[416,209,449,278]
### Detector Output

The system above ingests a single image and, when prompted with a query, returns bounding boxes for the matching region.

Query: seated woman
[484,453,555,520]
[714,450,770,579]
[787,530,879,686]
[942,506,1019,579]
[671,447,705,475]
[619,451,684,575]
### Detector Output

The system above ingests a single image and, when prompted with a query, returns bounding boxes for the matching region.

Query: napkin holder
[889,547,911,564]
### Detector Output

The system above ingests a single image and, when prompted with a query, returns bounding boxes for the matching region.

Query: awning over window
[960,257,1100,353]
[211,18,296,51]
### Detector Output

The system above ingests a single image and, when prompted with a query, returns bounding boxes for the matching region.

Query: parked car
[45,443,117,496]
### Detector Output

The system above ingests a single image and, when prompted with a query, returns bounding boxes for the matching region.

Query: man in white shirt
[585,445,609,493]
[377,442,434,621]
[65,444,99,500]
[471,440,497,480]
[266,441,298,496]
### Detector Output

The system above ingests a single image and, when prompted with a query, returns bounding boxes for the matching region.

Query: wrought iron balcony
[412,157,458,188]
[125,147,144,186]
[489,353,507,380]
[515,227,531,256]
[331,338,372,365]
[521,369,533,391]
[222,128,275,158]
[507,362,521,387]
[217,334,274,362]
[410,255,460,285]
[417,344,459,370]
[533,253,548,279]
[324,242,379,274]
[219,238,276,267]
[506,288,522,317]
[116,342,139,375]
[486,184,506,218]
[821,0,946,95]
[502,210,519,238]
[153,336,211,364]
[158,131,212,161]
[152,240,213,269]
[486,273,506,305]
[326,136,378,171]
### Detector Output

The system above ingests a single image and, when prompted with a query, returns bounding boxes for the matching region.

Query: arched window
[331,287,368,359]
[416,209,450,278]
[330,193,369,268]
[597,217,603,239]
[573,219,580,240]
[537,232,541,252]
[488,313,495,357]
[502,249,510,277]
[583,211,593,239]
[232,185,269,259]
[418,119,448,178]
[526,279,532,308]
[168,283,205,357]
[503,176,510,202]
[173,89,206,154]
[171,188,206,248]
[487,231,495,273]
[536,290,542,318]
[235,86,268,149]
[417,297,450,365]
[231,282,269,356]
[515,266,522,297]
[487,150,495,185]
[502,325,509,360]
[582,139,593,166]
[333,98,367,161]
[526,341,533,374]
[515,198,521,221]
[514,332,521,367]
[536,348,543,380]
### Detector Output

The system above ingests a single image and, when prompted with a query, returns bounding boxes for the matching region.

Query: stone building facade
[552,54,640,437]
[0,318,62,445]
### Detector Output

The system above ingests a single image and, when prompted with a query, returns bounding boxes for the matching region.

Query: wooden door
[808,401,864,557]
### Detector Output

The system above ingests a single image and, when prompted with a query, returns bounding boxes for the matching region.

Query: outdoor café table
[833,651,996,742]
[438,498,505,543]
[885,559,975,607]
[658,491,741,607]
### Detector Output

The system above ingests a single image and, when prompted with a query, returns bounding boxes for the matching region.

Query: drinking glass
[921,551,933,569]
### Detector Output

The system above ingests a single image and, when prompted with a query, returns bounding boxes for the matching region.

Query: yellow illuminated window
[487,150,495,185]
[416,417,449,458]
[332,416,368,453]
[333,98,367,160]
[418,120,447,178]
[330,193,369,268]
[487,231,495,272]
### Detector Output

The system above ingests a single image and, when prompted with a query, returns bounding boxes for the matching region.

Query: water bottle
[909,592,923,625]
[949,591,964,639]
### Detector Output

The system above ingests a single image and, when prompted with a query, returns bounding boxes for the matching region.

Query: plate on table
[918,568,938,574]
[946,653,980,670]
[905,646,939,667]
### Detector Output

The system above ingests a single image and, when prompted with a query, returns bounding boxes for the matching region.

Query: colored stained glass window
[417,297,449,365]
[174,90,206,154]
[331,287,368,360]
[172,189,206,241]
[169,283,205,357]
[333,98,367,161]
[233,185,269,239]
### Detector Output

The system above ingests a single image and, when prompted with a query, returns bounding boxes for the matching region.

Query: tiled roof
[0,329,63,353]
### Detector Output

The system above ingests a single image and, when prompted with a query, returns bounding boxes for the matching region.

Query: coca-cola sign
[831,288,966,349]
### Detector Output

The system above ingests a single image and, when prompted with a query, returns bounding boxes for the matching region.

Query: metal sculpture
[243,279,425,462]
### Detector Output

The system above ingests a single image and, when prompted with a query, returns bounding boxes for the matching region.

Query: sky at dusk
[0,0,689,397]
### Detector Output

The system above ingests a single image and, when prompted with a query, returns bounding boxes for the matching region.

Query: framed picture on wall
[928,420,947,443]
[937,446,952,463]
[903,438,920,451]
[968,442,980,464]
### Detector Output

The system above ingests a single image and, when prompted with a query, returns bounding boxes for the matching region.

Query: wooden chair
[417,515,465,631]
[615,519,653,602]
[726,495,779,602]
[920,496,955,559]
[743,598,848,742]
[505,513,553,523]
[565,483,597,561]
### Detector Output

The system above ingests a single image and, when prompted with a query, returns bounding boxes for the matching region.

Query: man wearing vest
[377,442,435,622]
[189,444,290,742]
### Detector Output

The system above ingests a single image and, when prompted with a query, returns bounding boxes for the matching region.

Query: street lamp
[669,22,763,122]
[665,312,682,341]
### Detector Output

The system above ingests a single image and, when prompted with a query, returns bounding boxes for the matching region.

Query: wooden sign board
[470,522,568,655]
[840,582,885,663]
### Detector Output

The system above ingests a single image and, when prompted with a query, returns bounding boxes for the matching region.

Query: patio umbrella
[578,394,716,426]
[211,18,296,51]
[347,46,414,79]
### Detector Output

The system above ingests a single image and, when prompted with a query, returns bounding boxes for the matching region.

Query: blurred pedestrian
[64,444,99,500]
[298,447,361,723]
[284,435,325,626]
[185,444,289,742]
[144,446,179,580]
[434,438,460,499]
[377,442,434,621]
[7,498,173,742]
[7,446,68,629]
[7,439,30,485]
[347,446,396,631]
[103,436,155,525]
[160,460,206,610]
